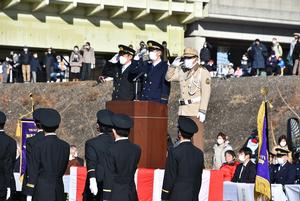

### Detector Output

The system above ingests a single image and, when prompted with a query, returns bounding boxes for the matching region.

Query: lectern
[106,101,168,169]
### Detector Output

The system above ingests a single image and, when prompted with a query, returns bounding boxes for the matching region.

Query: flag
[254,101,271,200]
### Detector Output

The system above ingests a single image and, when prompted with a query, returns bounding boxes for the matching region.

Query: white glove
[27,195,32,201]
[134,54,141,61]
[89,177,98,196]
[91,64,95,69]
[6,188,10,200]
[171,57,183,67]
[109,54,119,64]
[197,112,206,123]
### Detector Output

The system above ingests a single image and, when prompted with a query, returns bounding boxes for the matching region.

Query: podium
[106,101,168,169]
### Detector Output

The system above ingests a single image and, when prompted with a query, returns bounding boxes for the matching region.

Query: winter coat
[213,143,233,170]
[251,43,267,69]
[220,161,240,181]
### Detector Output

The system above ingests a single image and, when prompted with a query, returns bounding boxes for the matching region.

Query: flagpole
[260,87,270,153]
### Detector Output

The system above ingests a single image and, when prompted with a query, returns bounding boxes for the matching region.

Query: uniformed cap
[33,108,47,123]
[40,108,61,129]
[0,111,6,124]
[111,113,133,130]
[275,148,290,157]
[183,48,198,58]
[147,40,164,51]
[178,116,198,136]
[118,44,136,56]
[293,33,300,37]
[96,109,113,126]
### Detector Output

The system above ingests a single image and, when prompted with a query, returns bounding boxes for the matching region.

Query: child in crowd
[278,56,285,76]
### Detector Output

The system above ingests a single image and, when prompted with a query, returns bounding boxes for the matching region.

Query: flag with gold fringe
[254,101,271,201]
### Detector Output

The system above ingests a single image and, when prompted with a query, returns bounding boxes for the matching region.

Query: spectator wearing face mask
[220,150,240,181]
[200,42,212,65]
[70,46,83,81]
[165,47,211,151]
[20,46,32,83]
[232,147,256,183]
[81,42,95,80]
[270,148,296,185]
[272,135,292,163]
[212,132,233,169]
[99,45,138,100]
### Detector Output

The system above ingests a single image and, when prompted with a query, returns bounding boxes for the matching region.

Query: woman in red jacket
[220,150,240,181]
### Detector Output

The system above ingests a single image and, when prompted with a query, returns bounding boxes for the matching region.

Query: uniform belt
[179,97,201,105]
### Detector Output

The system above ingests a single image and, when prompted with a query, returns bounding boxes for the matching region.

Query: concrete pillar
[184,36,206,55]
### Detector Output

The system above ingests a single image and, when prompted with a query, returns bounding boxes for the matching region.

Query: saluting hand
[171,57,183,68]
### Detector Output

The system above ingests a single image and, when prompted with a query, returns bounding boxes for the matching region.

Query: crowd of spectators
[200,33,300,78]
[212,129,300,186]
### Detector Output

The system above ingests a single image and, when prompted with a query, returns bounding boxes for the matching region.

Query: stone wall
[1,76,300,167]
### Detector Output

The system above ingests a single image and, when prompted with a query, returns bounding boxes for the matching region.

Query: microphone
[133,72,145,82]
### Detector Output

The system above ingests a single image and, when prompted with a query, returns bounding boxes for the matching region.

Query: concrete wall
[0,12,184,55]
[208,0,300,25]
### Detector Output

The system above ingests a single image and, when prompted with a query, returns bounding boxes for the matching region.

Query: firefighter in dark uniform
[25,108,70,201]
[103,114,141,201]
[100,45,138,100]
[0,111,17,201]
[22,108,46,197]
[271,148,296,185]
[161,116,204,201]
[83,109,114,201]
[131,40,170,104]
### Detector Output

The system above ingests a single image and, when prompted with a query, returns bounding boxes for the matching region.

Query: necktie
[238,165,245,180]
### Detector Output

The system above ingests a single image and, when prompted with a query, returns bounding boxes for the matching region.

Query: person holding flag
[254,88,271,201]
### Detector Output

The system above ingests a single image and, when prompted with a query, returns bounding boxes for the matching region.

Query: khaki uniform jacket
[165,63,211,116]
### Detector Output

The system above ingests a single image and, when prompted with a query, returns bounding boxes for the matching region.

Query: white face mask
[238,154,245,163]
[277,158,284,165]
[217,139,224,145]
[149,51,158,61]
[280,141,287,147]
[119,56,128,65]
[184,58,195,69]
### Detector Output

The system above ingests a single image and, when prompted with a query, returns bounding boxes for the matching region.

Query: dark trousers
[81,63,91,81]
[46,66,54,81]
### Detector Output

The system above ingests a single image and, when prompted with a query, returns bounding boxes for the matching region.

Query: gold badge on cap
[119,47,124,51]
[148,42,153,47]
[206,78,211,85]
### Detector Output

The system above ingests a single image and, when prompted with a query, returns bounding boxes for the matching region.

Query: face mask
[217,139,224,145]
[119,56,128,65]
[280,141,287,147]
[238,155,245,163]
[6,57,9,62]
[33,55,37,58]
[74,48,79,52]
[74,152,78,158]
[184,58,195,69]
[149,51,158,61]
[24,48,28,52]
[277,158,284,165]
[272,40,277,44]
[48,51,51,54]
